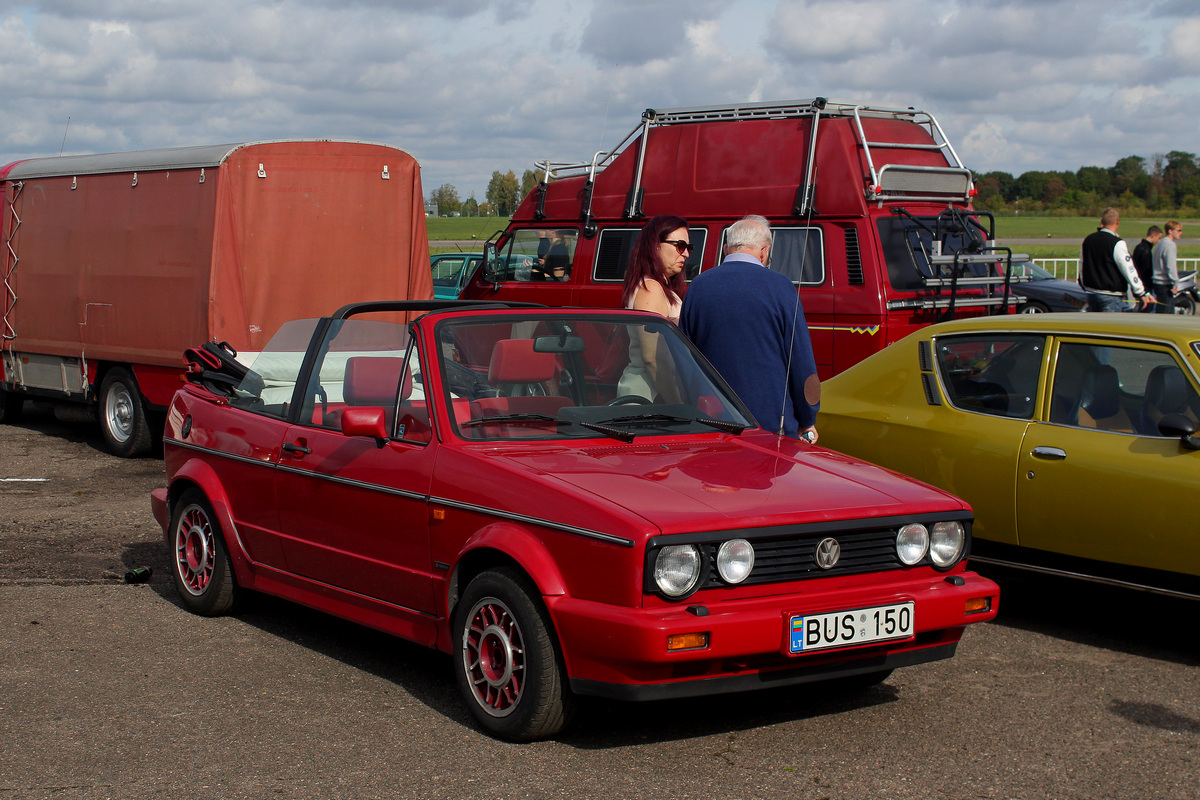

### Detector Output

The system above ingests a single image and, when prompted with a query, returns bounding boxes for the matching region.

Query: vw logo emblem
[815,537,841,570]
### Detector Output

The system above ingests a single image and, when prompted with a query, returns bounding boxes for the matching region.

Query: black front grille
[700,527,901,587]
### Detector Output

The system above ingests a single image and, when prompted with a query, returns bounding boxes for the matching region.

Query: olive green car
[819,314,1200,599]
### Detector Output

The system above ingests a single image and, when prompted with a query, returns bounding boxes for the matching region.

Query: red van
[462,98,1024,379]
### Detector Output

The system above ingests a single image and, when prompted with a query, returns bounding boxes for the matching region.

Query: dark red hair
[620,214,690,308]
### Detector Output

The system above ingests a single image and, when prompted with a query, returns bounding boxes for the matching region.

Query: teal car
[430,252,482,299]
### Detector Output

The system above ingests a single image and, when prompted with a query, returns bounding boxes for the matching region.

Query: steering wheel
[606,395,652,406]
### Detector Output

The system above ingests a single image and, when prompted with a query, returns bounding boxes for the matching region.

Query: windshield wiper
[576,421,636,443]
[460,413,559,428]
[602,413,749,434]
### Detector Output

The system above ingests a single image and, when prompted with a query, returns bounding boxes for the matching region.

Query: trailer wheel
[0,386,23,424]
[99,368,152,457]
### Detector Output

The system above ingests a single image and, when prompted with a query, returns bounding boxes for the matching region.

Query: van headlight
[930,521,966,568]
[896,523,929,565]
[716,539,754,584]
[654,544,702,597]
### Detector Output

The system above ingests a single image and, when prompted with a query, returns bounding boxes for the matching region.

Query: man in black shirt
[1132,225,1163,313]
[1078,208,1153,312]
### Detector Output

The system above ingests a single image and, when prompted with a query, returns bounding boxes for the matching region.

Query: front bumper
[548,569,998,701]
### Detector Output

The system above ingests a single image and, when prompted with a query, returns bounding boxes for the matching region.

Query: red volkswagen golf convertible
[151,301,998,740]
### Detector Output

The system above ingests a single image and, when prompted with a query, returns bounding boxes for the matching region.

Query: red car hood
[486,433,968,535]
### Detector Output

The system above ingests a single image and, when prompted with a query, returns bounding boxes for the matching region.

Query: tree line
[974,151,1200,216]
[427,169,541,217]
[429,150,1200,219]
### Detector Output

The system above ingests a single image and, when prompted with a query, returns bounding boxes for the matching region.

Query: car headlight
[896,523,929,565]
[716,539,754,584]
[930,521,965,568]
[654,544,702,597]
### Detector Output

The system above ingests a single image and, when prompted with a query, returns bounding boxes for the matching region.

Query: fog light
[667,632,709,651]
[965,597,992,614]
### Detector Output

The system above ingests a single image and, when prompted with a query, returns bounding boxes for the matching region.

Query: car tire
[0,385,22,424]
[1017,300,1051,314]
[453,567,574,741]
[170,489,241,616]
[99,368,152,457]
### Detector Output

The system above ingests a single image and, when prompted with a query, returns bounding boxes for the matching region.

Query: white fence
[1032,258,1200,282]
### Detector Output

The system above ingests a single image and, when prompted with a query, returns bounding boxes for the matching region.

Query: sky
[2,0,1198,201]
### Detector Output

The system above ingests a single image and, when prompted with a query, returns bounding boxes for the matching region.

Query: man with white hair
[680,215,820,441]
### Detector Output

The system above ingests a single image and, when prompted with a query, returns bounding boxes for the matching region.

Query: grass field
[425,216,510,242]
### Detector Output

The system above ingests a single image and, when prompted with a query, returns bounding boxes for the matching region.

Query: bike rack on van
[531,98,976,229]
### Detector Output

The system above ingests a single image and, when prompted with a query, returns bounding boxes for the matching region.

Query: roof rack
[530,98,975,226]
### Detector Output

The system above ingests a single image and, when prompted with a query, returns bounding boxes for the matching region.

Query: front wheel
[170,489,240,616]
[453,568,573,741]
[1017,300,1051,314]
[99,368,152,457]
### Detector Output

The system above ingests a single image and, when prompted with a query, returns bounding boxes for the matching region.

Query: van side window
[716,226,824,285]
[593,228,707,282]
[497,228,579,282]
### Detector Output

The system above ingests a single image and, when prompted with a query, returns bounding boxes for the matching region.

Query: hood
[483,433,968,535]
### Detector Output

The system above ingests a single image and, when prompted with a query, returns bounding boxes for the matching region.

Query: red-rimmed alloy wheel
[453,568,573,741]
[169,489,239,616]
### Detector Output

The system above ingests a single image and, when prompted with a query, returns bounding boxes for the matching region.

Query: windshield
[435,314,755,441]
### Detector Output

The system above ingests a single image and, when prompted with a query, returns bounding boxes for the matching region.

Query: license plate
[788,602,914,654]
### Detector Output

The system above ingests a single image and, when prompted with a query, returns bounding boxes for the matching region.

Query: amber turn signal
[965,597,992,614]
[667,632,709,652]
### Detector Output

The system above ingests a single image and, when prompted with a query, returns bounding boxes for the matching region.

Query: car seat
[469,339,572,426]
[1076,364,1133,432]
[1138,365,1190,435]
[326,356,408,430]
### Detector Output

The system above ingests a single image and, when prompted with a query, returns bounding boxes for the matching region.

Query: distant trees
[973,152,1200,215]
[429,184,460,216]
[486,170,522,216]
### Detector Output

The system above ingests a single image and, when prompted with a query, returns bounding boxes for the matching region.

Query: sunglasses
[662,239,694,255]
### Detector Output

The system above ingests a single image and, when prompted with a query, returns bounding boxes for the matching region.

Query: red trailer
[1,140,432,455]
[463,98,1025,378]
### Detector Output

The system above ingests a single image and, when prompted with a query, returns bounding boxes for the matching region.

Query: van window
[716,226,824,285]
[496,228,579,282]
[593,228,708,282]
[876,215,985,292]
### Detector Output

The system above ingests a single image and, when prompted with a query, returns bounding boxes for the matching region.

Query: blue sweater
[680,255,819,436]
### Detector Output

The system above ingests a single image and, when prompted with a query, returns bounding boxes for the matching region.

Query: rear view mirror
[532,335,585,354]
[482,241,500,286]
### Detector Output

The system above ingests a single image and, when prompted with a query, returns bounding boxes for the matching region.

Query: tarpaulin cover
[2,139,431,368]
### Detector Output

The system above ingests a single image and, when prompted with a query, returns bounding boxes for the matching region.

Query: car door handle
[1030,446,1066,460]
[282,442,312,456]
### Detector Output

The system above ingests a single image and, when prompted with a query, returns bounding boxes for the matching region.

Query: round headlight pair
[654,539,755,597]
[896,521,965,569]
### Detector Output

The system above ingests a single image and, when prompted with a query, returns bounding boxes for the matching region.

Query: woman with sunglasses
[617,214,692,400]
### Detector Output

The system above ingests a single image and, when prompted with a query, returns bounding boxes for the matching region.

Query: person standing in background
[1151,220,1183,313]
[1078,208,1153,312]
[1132,225,1163,313]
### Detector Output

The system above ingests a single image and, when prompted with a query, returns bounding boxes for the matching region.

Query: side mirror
[341,406,390,447]
[482,241,500,287]
[1157,413,1200,451]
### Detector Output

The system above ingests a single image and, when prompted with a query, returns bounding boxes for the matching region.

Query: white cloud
[1,0,1197,194]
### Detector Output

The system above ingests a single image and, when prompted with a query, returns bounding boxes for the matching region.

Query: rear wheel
[170,489,240,616]
[99,368,152,457]
[453,567,573,741]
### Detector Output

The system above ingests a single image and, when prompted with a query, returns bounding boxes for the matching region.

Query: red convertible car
[151,301,998,740]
